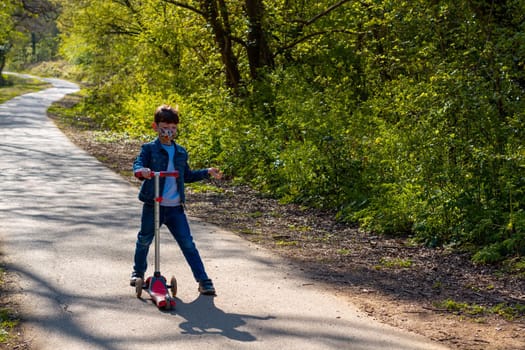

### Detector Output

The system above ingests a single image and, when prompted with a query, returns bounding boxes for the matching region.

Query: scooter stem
[148,171,178,274]
[154,173,161,273]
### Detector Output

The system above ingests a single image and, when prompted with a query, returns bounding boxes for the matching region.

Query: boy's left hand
[208,167,223,179]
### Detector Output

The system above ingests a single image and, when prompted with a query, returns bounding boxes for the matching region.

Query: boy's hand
[136,168,153,179]
[207,167,223,180]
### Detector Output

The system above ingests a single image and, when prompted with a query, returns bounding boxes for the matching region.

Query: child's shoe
[198,279,216,295]
[129,271,144,286]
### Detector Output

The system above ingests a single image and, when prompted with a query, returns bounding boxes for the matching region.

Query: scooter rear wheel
[135,277,143,298]
[170,276,177,297]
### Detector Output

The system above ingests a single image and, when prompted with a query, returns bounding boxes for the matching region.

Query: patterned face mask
[159,127,174,140]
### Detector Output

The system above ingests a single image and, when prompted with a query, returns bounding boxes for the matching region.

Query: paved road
[0,76,450,350]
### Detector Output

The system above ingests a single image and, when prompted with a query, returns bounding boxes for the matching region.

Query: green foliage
[26,60,84,81]
[50,0,525,263]
[2,0,61,73]
[508,257,525,278]
[472,232,525,264]
[0,308,18,343]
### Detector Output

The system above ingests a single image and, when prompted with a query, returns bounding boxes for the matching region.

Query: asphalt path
[0,76,450,350]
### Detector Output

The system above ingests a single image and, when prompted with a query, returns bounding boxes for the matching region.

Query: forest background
[1,0,524,266]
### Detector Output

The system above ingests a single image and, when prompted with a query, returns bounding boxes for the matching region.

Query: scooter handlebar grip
[157,171,179,178]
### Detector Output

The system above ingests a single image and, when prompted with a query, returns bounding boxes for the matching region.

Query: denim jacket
[132,138,209,205]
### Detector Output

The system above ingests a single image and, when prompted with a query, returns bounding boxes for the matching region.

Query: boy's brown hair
[154,104,179,124]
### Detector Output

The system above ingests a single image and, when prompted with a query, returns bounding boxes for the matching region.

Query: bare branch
[161,0,204,16]
[275,1,356,57]
[106,23,142,36]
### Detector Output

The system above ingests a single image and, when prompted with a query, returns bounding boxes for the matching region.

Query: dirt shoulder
[49,109,524,350]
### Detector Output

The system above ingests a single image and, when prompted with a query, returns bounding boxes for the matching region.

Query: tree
[15,0,61,63]
[57,0,354,90]
[0,0,60,80]
[159,0,352,89]
[0,0,18,85]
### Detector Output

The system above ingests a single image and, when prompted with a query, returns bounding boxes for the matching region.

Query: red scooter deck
[145,275,177,309]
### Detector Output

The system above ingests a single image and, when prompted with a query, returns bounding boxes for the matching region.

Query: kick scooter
[134,170,179,310]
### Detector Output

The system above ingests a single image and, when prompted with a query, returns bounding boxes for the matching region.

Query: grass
[0,73,52,104]
[47,91,98,131]
[287,224,311,232]
[246,211,264,218]
[275,240,298,247]
[187,182,225,194]
[337,248,351,256]
[0,269,20,346]
[375,257,413,269]
[435,298,525,321]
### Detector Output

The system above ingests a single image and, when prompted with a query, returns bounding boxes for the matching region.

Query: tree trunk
[245,0,274,79]
[0,50,6,87]
[200,0,242,89]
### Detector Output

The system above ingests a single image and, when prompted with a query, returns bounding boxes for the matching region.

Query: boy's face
[152,122,178,145]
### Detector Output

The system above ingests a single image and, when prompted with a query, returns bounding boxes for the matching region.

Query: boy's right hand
[135,168,153,179]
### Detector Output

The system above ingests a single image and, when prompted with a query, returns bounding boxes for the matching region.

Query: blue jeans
[133,204,209,282]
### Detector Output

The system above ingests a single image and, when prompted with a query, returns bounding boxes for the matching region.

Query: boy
[131,104,222,295]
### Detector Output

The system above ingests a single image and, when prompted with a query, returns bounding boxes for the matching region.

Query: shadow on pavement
[5,263,123,350]
[173,295,275,342]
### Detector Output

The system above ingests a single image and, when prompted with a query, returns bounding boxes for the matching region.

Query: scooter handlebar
[134,170,179,178]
